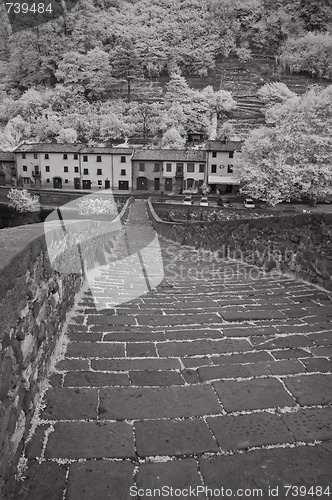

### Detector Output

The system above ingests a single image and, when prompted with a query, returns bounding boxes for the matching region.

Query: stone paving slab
[213,379,297,411]
[135,459,207,500]
[13,461,67,500]
[41,388,98,420]
[12,200,332,500]
[282,374,332,405]
[281,407,332,442]
[45,422,135,459]
[99,385,222,419]
[135,419,218,457]
[207,413,294,450]
[66,461,135,500]
[199,446,332,497]
[129,370,184,386]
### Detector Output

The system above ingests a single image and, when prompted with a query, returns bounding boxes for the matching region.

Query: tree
[55,48,118,101]
[57,128,78,143]
[109,38,144,102]
[279,32,332,80]
[199,86,236,139]
[99,113,132,143]
[235,85,332,205]
[0,116,31,150]
[217,121,236,142]
[127,101,166,144]
[257,82,296,107]
[160,127,186,149]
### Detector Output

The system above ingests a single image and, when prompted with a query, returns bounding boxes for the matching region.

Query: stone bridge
[1,199,332,500]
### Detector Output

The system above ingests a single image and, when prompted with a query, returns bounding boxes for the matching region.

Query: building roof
[15,143,83,153]
[205,141,243,152]
[14,143,134,155]
[0,152,15,161]
[80,147,133,155]
[132,149,207,162]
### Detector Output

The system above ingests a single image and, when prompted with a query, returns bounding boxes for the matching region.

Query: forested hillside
[0,0,331,148]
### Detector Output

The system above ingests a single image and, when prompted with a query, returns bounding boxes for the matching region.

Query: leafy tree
[99,113,132,143]
[126,101,166,144]
[279,32,332,79]
[257,82,296,107]
[235,85,332,205]
[160,127,186,149]
[57,128,78,143]
[108,38,144,102]
[55,48,118,100]
[217,121,236,141]
[199,86,236,139]
[0,116,31,150]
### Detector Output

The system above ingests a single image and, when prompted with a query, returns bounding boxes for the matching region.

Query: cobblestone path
[14,201,332,500]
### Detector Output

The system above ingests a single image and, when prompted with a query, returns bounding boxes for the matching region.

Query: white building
[15,144,133,191]
[205,140,243,194]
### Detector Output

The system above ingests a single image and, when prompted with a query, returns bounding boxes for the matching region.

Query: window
[229,151,234,158]
[139,163,145,172]
[98,180,102,186]
[166,163,172,172]
[121,156,126,163]
[74,166,79,173]
[46,179,50,183]
[187,163,194,173]
[227,165,233,173]
[22,153,26,159]
[199,164,205,173]
[45,154,49,159]
[63,153,68,160]
[33,153,38,159]
[45,166,50,172]
[211,164,217,173]
[212,151,217,158]
[74,153,78,160]
[97,156,102,162]
[83,155,88,162]
[22,165,27,172]
[64,166,68,172]
[23,177,30,184]
[65,179,68,184]
[154,163,160,172]
[121,169,126,176]
[97,169,102,175]
[83,168,89,175]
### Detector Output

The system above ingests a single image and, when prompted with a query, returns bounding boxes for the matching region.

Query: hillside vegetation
[0,0,331,147]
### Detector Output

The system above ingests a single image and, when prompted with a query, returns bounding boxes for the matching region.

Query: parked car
[244,198,255,208]
[183,196,194,206]
[200,197,209,207]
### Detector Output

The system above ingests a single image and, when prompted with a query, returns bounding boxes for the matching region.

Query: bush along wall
[148,200,332,291]
[0,197,133,497]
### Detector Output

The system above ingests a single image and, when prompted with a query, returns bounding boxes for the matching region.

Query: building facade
[205,140,243,194]
[14,142,242,193]
[15,144,133,191]
[132,149,207,193]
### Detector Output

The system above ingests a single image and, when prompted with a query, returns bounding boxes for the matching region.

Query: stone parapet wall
[0,196,133,497]
[148,200,332,291]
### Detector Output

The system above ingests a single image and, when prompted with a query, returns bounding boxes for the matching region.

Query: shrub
[77,197,121,216]
[7,188,41,213]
